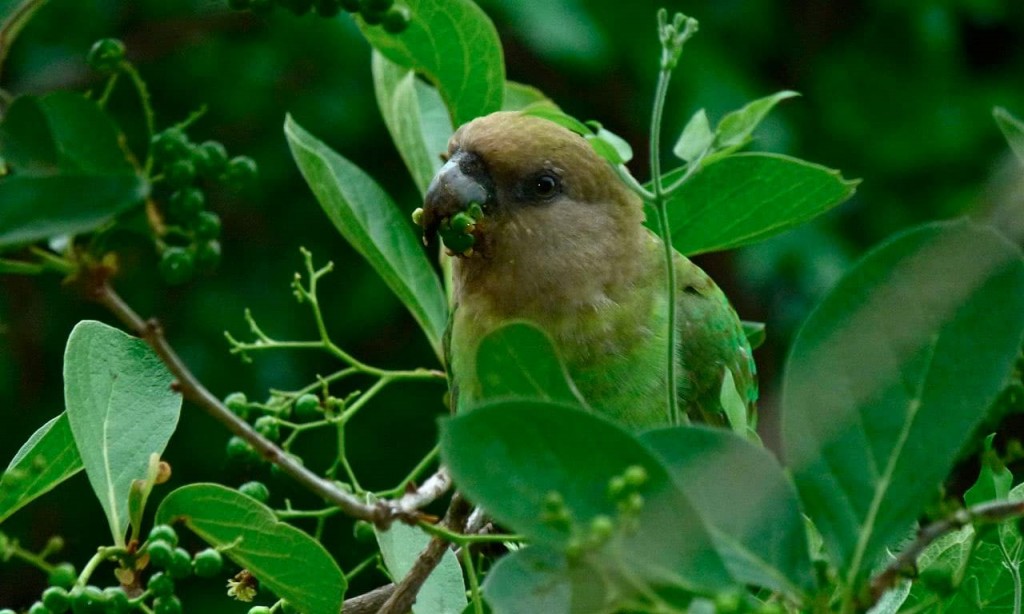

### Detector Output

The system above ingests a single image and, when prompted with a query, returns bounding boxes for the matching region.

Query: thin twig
[394,468,452,515]
[869,499,1024,604]
[340,583,394,614]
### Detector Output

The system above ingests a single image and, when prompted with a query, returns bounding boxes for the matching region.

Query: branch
[378,493,473,614]
[869,499,1024,603]
[394,468,452,515]
[340,584,394,614]
[88,279,438,528]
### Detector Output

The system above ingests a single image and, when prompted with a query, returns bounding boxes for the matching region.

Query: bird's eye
[533,174,559,198]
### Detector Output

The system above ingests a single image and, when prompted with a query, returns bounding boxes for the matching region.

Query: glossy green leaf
[673,109,713,163]
[482,546,609,614]
[375,520,467,614]
[641,426,815,598]
[714,90,799,150]
[441,401,732,603]
[156,483,345,614]
[658,153,857,256]
[994,107,1024,164]
[502,82,557,113]
[963,433,1011,507]
[474,321,586,408]
[285,114,447,361]
[0,0,47,80]
[522,107,590,137]
[0,412,83,524]
[372,51,451,197]
[866,580,910,614]
[64,320,182,546]
[782,219,1024,587]
[902,525,976,612]
[359,0,504,127]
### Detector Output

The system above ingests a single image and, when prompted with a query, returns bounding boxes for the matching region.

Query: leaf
[994,107,1024,164]
[156,483,345,614]
[473,321,587,408]
[285,115,448,361]
[641,426,815,598]
[718,369,749,438]
[658,153,857,256]
[0,0,47,81]
[0,413,83,524]
[372,51,452,197]
[63,320,182,546]
[781,219,1024,587]
[866,580,910,614]
[127,453,162,544]
[741,321,766,350]
[359,0,504,127]
[714,91,799,150]
[441,401,732,604]
[375,521,467,614]
[482,546,609,614]
[502,82,557,113]
[584,121,633,165]
[522,107,591,137]
[673,109,714,163]
[963,433,1011,507]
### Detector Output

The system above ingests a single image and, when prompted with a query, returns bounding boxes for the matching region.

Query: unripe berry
[151,129,191,163]
[102,588,130,614]
[294,393,320,420]
[28,601,49,614]
[165,159,197,189]
[87,38,126,73]
[159,247,195,285]
[381,5,411,34]
[148,524,179,547]
[254,416,280,442]
[148,571,175,597]
[194,240,222,272]
[353,520,376,543]
[153,595,182,614]
[168,547,193,579]
[239,480,270,503]
[226,436,260,464]
[224,392,249,419]
[147,539,174,568]
[193,548,224,578]
[48,562,77,589]
[42,586,71,613]
[224,156,258,192]
[168,187,205,221]
[192,141,229,178]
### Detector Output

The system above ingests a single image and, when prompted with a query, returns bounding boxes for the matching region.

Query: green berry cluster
[221,390,329,470]
[143,525,225,613]
[227,0,411,32]
[150,127,256,285]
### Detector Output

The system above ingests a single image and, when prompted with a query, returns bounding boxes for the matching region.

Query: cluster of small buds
[227,0,412,33]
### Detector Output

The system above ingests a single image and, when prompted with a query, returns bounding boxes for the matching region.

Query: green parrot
[419,111,756,430]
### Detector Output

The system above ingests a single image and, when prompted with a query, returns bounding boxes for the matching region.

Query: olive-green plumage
[422,111,756,429]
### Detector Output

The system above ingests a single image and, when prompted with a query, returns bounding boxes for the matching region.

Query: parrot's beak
[421,151,492,242]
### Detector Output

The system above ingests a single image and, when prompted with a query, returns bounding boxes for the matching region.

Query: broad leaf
[473,321,586,408]
[156,483,345,614]
[359,0,504,127]
[782,219,1024,587]
[285,115,447,361]
[375,520,467,614]
[482,546,609,614]
[658,153,858,256]
[441,401,732,604]
[641,426,815,598]
[0,413,83,524]
[64,320,181,546]
[713,91,799,151]
[673,109,713,163]
[963,433,1011,507]
[994,107,1024,164]
[502,82,557,113]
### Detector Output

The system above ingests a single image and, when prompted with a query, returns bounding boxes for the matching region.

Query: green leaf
[963,433,1011,507]
[285,115,448,361]
[374,521,467,614]
[903,525,975,612]
[673,109,714,163]
[127,453,162,545]
[866,580,910,614]
[658,153,858,256]
[741,321,766,350]
[441,401,732,603]
[502,82,557,113]
[717,369,749,438]
[714,90,799,150]
[473,322,587,408]
[482,546,608,614]
[641,426,815,598]
[994,107,1024,164]
[372,51,452,197]
[63,320,182,546]
[156,483,345,614]
[584,121,632,165]
[0,413,83,524]
[0,0,47,81]
[522,107,590,137]
[782,219,1024,587]
[359,0,504,127]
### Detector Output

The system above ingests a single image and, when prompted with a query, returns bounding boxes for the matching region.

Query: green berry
[381,5,410,33]
[28,601,49,614]
[353,520,376,543]
[224,156,258,191]
[314,0,340,17]
[623,465,648,488]
[589,515,614,541]
[148,571,175,597]
[168,547,193,579]
[269,453,303,479]
[247,608,272,614]
[193,548,223,578]
[224,392,249,418]
[149,524,180,547]
[165,159,196,188]
[168,187,205,221]
[151,129,191,163]
[226,436,261,465]
[360,5,384,24]
[254,416,280,442]
[70,586,105,614]
[192,141,229,178]
[48,562,77,589]
[239,480,270,502]
[294,393,320,420]
[147,539,174,568]
[228,0,251,9]
[159,247,195,285]
[87,38,126,72]
[43,586,71,613]
[102,588,130,614]
[153,595,182,614]
[194,240,222,272]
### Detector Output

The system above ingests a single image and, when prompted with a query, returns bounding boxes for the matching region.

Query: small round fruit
[168,187,205,221]
[193,548,224,578]
[194,240,222,272]
[148,524,179,547]
[165,159,197,189]
[102,587,130,614]
[147,571,175,597]
[42,586,71,613]
[381,5,410,33]
[153,595,182,614]
[352,520,375,543]
[28,601,49,614]
[151,129,191,163]
[70,585,106,613]
[159,247,195,285]
[192,141,229,178]
[168,547,193,579]
[226,436,260,464]
[294,393,320,420]
[48,562,77,589]
[224,391,249,417]
[239,480,270,503]
[359,5,384,24]
[87,38,126,72]
[224,156,258,191]
[254,416,280,442]
[147,539,174,568]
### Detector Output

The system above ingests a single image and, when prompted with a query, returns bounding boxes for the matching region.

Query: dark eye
[533,174,559,198]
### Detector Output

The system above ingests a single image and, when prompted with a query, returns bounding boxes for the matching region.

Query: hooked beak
[421,151,492,241]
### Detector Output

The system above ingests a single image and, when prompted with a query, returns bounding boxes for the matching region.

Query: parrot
[418,110,756,430]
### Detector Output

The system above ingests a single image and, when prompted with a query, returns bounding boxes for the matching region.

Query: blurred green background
[1,0,1022,609]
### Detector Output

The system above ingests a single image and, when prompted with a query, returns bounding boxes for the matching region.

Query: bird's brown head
[419,111,643,259]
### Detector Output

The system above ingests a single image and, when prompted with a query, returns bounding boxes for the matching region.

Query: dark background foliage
[1,0,1022,608]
